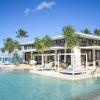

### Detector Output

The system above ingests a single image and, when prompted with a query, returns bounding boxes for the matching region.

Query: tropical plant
[34,35,52,68]
[3,38,20,63]
[16,28,29,38]
[34,38,44,53]
[94,29,100,36]
[34,35,52,53]
[14,40,20,51]
[3,38,15,55]
[1,47,6,55]
[1,47,6,56]
[81,28,91,34]
[3,38,19,55]
[13,52,20,65]
[63,25,79,63]
[43,35,52,49]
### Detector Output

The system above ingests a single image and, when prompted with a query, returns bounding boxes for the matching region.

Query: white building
[19,32,100,67]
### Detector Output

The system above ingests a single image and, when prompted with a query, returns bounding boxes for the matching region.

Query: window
[86,39,92,46]
[96,50,100,60]
[24,45,27,50]
[56,40,61,44]
[52,40,56,46]
[93,40,97,45]
[60,39,65,46]
[87,50,92,61]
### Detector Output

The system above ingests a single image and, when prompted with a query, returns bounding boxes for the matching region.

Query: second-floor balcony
[80,43,100,47]
[19,43,65,51]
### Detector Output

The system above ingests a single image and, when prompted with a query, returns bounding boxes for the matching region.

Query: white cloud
[35,1,55,12]
[24,9,32,16]
[24,1,55,16]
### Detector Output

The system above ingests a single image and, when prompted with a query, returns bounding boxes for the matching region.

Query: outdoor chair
[60,65,82,74]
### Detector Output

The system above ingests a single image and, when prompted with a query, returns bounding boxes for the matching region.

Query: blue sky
[0,0,100,49]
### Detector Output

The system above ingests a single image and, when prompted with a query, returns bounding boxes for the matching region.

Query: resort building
[19,32,100,67]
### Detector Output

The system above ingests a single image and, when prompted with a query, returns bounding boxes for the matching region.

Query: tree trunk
[64,42,67,63]
[42,53,44,71]
[8,53,11,63]
[41,50,44,71]
[71,49,74,66]
[2,53,4,63]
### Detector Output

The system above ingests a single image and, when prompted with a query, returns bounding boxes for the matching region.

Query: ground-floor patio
[23,47,100,68]
[30,67,100,80]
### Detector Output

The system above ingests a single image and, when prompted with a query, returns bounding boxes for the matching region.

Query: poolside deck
[30,68,100,80]
[1,63,100,80]
[0,64,32,70]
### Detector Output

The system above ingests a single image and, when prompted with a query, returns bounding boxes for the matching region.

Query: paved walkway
[0,64,32,70]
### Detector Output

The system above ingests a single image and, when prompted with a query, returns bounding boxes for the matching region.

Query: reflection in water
[0,72,100,100]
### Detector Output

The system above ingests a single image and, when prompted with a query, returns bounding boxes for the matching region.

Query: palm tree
[14,40,20,51]
[1,47,6,63]
[3,38,15,55]
[1,47,6,56]
[13,52,19,65]
[3,38,20,63]
[3,38,15,62]
[16,28,29,38]
[34,35,52,69]
[43,35,52,49]
[34,38,43,53]
[63,25,79,63]
[81,28,91,34]
[94,29,100,36]
[34,35,52,53]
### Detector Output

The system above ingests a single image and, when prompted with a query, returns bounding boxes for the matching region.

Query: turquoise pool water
[0,71,100,100]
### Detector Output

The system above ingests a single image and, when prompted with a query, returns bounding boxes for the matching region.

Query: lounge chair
[44,62,54,70]
[33,61,55,70]
[60,63,68,69]
[60,65,82,74]
[30,60,37,65]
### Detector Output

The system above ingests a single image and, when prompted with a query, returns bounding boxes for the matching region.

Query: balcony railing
[80,43,100,47]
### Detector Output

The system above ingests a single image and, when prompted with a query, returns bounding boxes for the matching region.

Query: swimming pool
[0,71,100,100]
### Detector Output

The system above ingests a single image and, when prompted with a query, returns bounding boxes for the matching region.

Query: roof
[20,41,34,46]
[20,32,100,45]
[76,32,100,40]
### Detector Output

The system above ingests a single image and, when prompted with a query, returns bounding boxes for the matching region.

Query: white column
[55,49,57,66]
[57,54,60,73]
[31,51,33,60]
[23,52,25,61]
[72,54,75,77]
[42,54,44,71]
[93,49,95,67]
[73,46,81,66]
[86,54,88,75]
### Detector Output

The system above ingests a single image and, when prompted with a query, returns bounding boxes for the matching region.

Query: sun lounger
[33,62,55,70]
[30,60,37,65]
[60,65,82,74]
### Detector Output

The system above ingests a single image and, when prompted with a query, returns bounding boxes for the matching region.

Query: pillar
[93,49,95,67]
[73,46,81,66]
[23,52,25,62]
[31,51,33,60]
[55,49,57,66]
